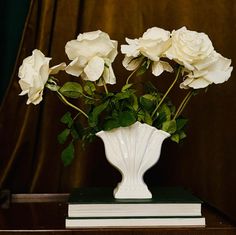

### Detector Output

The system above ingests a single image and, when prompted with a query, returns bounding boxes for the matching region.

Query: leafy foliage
[56,73,188,166]
[54,66,187,165]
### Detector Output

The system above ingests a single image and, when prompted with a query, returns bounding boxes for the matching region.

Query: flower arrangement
[18,27,233,166]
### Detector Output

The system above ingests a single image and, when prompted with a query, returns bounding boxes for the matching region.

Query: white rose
[166,27,214,70]
[121,27,173,76]
[65,30,118,85]
[18,49,66,105]
[180,51,233,89]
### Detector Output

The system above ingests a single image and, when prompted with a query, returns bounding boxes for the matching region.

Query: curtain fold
[0,0,235,221]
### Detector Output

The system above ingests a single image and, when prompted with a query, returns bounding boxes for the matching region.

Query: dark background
[0,0,235,222]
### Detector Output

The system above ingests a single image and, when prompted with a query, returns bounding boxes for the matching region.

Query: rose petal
[106,65,116,85]
[121,44,140,57]
[179,77,194,89]
[84,56,104,81]
[142,27,170,41]
[205,67,233,84]
[184,77,211,89]
[65,58,83,77]
[122,56,143,71]
[189,78,212,89]
[107,40,118,62]
[39,63,50,84]
[27,89,43,105]
[32,49,51,71]
[166,27,214,70]
[98,64,116,86]
[65,40,84,60]
[77,30,102,41]
[152,61,164,76]
[66,33,117,61]
[49,62,66,74]
[18,49,50,105]
[161,61,173,73]
[139,39,171,61]
[19,79,30,95]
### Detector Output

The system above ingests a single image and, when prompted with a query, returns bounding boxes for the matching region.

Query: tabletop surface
[0,194,235,234]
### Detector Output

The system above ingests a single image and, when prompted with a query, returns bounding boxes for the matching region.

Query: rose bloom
[65,30,118,85]
[166,27,214,71]
[180,51,233,89]
[18,49,65,105]
[121,27,173,76]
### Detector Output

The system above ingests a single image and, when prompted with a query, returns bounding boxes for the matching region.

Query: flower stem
[56,91,88,118]
[81,93,98,100]
[126,66,139,85]
[151,66,182,118]
[102,78,108,94]
[173,90,194,119]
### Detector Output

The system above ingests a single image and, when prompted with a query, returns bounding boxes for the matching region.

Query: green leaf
[105,92,114,98]
[115,91,131,100]
[143,94,156,100]
[61,142,74,166]
[84,81,96,95]
[162,120,177,134]
[156,111,166,122]
[60,112,73,128]
[137,110,145,122]
[179,130,187,140]
[176,118,188,130]
[103,118,120,131]
[131,94,139,111]
[118,111,136,127]
[143,111,153,125]
[171,133,180,143]
[136,65,147,76]
[59,82,83,98]
[159,104,171,121]
[72,121,84,139]
[45,83,60,91]
[111,109,119,118]
[70,125,81,140]
[140,95,155,111]
[88,101,109,127]
[121,83,133,92]
[136,59,151,76]
[144,81,158,93]
[57,128,70,144]
[171,130,187,143]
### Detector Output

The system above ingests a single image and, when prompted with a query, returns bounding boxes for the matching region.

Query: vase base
[113,183,152,199]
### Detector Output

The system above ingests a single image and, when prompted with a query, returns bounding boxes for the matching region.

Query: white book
[66,216,206,228]
[69,203,201,217]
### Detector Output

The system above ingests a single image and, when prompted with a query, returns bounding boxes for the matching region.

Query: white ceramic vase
[96,121,170,199]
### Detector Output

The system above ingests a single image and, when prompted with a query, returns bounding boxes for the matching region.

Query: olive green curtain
[0,0,236,221]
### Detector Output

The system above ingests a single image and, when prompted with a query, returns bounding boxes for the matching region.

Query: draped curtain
[0,0,236,221]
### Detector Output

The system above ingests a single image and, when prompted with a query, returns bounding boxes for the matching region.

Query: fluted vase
[96,121,170,199]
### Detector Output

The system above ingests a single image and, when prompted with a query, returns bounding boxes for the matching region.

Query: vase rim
[96,121,170,138]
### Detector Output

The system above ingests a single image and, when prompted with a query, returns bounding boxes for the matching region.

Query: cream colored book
[66,216,206,228]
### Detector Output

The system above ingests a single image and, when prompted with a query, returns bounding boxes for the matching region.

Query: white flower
[121,27,173,76]
[65,30,118,85]
[166,26,214,70]
[18,49,66,105]
[180,51,233,89]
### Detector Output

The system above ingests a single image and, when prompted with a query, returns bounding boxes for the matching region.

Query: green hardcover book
[68,187,203,218]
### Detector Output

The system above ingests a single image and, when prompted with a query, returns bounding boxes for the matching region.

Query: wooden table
[0,194,235,234]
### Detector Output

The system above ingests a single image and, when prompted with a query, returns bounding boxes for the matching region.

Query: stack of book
[65,187,205,228]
